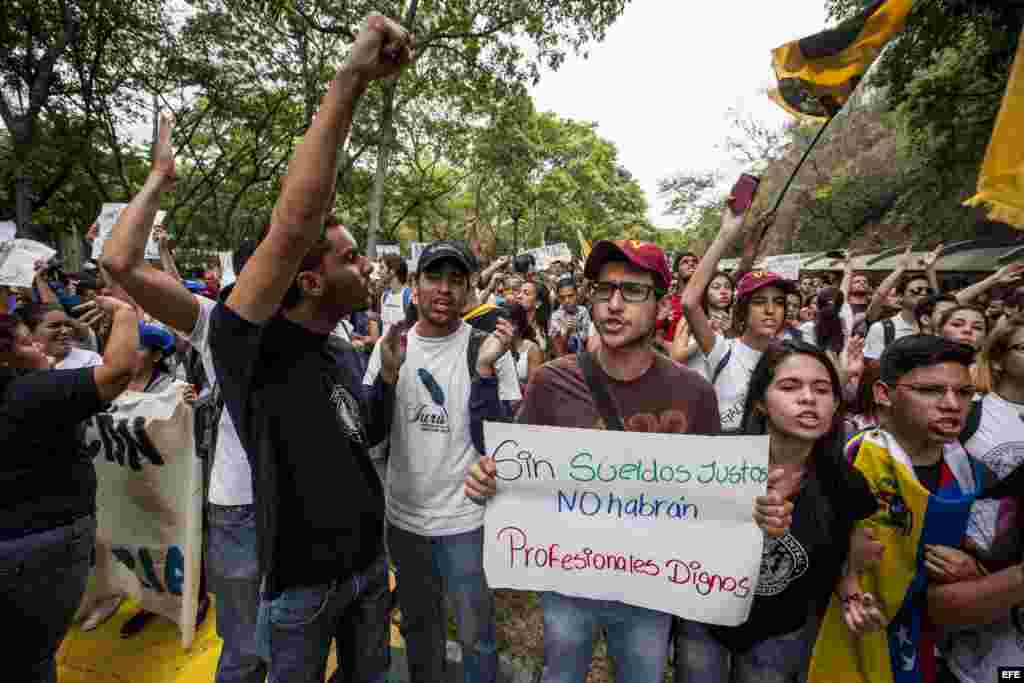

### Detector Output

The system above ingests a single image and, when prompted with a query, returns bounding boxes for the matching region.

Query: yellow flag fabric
[964,31,1024,229]
[577,228,592,262]
[807,429,980,683]
[771,0,913,119]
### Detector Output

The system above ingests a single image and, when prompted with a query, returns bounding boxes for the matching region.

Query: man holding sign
[466,240,794,682]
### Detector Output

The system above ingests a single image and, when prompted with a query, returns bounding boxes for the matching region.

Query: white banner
[761,254,801,283]
[219,251,236,287]
[483,423,768,626]
[0,238,57,288]
[377,243,400,257]
[409,242,428,268]
[523,243,572,270]
[91,203,162,261]
[0,220,15,242]
[76,383,203,648]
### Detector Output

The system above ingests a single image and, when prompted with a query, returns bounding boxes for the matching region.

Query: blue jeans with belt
[207,504,266,683]
[256,552,392,683]
[387,523,497,683]
[673,619,813,683]
[0,515,96,683]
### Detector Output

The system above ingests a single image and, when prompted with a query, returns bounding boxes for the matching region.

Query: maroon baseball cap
[584,240,672,291]
[736,270,799,299]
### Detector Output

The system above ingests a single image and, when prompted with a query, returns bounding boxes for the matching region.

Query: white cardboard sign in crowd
[483,423,768,626]
[0,238,57,288]
[75,384,203,648]
[761,254,802,283]
[377,243,401,257]
[91,203,164,262]
[523,243,572,270]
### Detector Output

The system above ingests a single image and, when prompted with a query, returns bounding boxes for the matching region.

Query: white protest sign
[0,220,15,242]
[761,254,801,283]
[219,251,236,287]
[523,243,572,270]
[75,383,203,648]
[409,242,428,268]
[483,423,768,626]
[0,239,57,288]
[377,243,400,257]
[91,203,162,261]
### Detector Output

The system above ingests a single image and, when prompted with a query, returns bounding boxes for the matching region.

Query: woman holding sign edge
[674,340,882,683]
[0,296,139,682]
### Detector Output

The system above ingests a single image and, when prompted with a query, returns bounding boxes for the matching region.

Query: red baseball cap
[736,270,799,299]
[584,240,672,291]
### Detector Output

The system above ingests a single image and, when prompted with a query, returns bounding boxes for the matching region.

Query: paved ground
[57,597,535,682]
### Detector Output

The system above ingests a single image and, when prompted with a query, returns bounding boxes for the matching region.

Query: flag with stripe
[771,0,913,120]
[964,30,1024,229]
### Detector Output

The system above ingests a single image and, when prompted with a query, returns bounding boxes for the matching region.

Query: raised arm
[865,246,912,324]
[955,263,1024,305]
[681,208,747,355]
[102,113,200,334]
[735,211,775,281]
[226,16,412,324]
[79,296,140,402]
[922,243,943,293]
[153,226,183,284]
[839,254,854,300]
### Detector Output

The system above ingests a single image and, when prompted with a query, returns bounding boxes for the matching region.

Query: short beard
[598,319,656,351]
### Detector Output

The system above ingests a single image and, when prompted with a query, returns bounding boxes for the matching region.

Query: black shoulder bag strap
[577,350,625,432]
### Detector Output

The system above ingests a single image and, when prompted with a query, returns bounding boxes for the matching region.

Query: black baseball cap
[417,240,477,275]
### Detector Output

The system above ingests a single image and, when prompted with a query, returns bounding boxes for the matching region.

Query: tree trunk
[367,81,397,258]
[15,174,41,241]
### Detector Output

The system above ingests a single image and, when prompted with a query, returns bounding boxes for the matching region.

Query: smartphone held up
[727,173,761,216]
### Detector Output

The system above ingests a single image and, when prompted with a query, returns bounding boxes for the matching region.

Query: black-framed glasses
[906,287,934,296]
[592,281,657,303]
[1009,344,1024,354]
[892,383,976,402]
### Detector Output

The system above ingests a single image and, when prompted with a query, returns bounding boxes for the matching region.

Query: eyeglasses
[906,287,934,296]
[592,281,657,303]
[892,383,976,402]
[1009,344,1024,354]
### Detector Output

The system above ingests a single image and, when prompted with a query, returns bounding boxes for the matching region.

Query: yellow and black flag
[965,30,1024,229]
[771,0,913,119]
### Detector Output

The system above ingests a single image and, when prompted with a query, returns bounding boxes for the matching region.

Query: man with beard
[204,15,412,680]
[465,239,721,683]
[363,239,521,683]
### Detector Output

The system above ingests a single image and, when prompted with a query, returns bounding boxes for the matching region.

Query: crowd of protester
[4,14,1024,683]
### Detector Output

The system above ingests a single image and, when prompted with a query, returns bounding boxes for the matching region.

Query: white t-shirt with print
[948,394,1024,683]
[56,346,103,370]
[864,313,915,360]
[703,335,762,433]
[190,295,253,506]
[363,322,521,536]
[380,287,410,336]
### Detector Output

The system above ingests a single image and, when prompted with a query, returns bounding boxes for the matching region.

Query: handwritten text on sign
[483,423,768,626]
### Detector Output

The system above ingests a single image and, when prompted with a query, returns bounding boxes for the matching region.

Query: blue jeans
[207,504,266,683]
[540,591,671,683]
[0,515,95,683]
[673,620,812,683]
[256,552,391,683]
[387,523,497,683]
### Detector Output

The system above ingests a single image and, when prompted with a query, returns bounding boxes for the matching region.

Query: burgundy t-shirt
[517,353,720,436]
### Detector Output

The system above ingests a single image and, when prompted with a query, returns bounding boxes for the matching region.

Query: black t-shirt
[709,450,878,651]
[0,367,106,539]
[210,304,385,594]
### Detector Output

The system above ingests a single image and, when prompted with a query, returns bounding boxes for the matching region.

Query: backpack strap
[576,350,625,431]
[711,346,733,385]
[960,398,983,448]
[466,327,489,382]
[883,318,895,347]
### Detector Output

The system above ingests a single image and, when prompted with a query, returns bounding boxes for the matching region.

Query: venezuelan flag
[965,30,1024,229]
[807,429,983,683]
[771,0,913,120]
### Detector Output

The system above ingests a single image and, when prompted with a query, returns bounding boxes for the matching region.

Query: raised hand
[896,245,914,271]
[465,456,498,504]
[996,262,1024,285]
[920,243,944,270]
[73,296,133,331]
[719,206,748,243]
[152,226,169,245]
[477,318,515,376]
[342,14,414,85]
[153,111,176,185]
